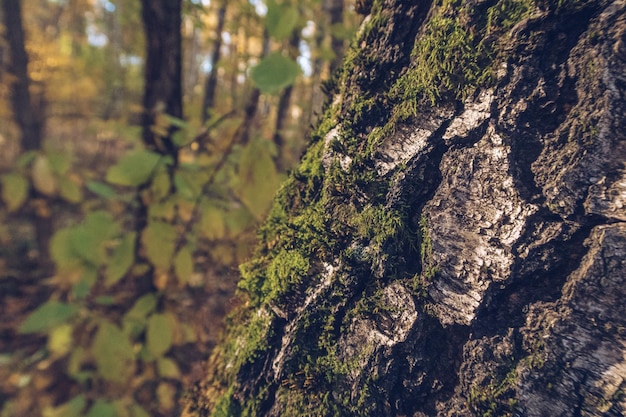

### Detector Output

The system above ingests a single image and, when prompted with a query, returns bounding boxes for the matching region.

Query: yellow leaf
[174,246,193,286]
[48,323,73,355]
[157,382,177,411]
[200,205,226,240]
[32,155,58,196]
[59,177,83,203]
[157,357,181,379]
[1,173,29,212]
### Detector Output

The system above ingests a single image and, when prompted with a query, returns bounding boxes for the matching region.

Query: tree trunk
[325,0,344,75]
[137,0,183,239]
[2,0,52,270]
[201,1,227,123]
[2,0,45,153]
[187,1,626,416]
[272,30,300,171]
[140,0,183,159]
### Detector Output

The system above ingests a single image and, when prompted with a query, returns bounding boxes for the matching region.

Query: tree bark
[187,0,626,416]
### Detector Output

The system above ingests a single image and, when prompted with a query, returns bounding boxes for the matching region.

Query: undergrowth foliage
[0,114,281,416]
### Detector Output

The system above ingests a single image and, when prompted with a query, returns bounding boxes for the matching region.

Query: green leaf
[166,115,188,130]
[94,296,116,305]
[266,0,299,40]
[42,395,86,417]
[87,181,118,199]
[199,204,226,240]
[237,139,280,220]
[59,177,83,203]
[128,404,150,417]
[72,266,98,299]
[251,52,301,94]
[51,228,80,270]
[47,151,72,176]
[105,232,136,286]
[18,301,79,334]
[146,313,174,357]
[141,221,176,270]
[86,400,117,417]
[92,321,135,383]
[123,293,158,337]
[69,211,118,266]
[150,169,171,201]
[16,150,37,169]
[106,150,161,186]
[157,357,181,379]
[1,173,29,212]
[32,154,58,196]
[174,246,193,286]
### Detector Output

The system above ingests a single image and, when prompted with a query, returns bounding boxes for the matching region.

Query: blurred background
[0,0,359,415]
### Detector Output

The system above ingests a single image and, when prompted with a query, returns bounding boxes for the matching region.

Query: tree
[1,0,51,268]
[186,0,626,416]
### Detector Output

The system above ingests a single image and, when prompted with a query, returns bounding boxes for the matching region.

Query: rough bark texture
[187,0,626,416]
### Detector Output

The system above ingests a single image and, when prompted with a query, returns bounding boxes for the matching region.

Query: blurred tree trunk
[326,0,345,74]
[137,0,183,234]
[140,0,183,159]
[2,0,52,269]
[2,0,45,153]
[237,30,270,145]
[272,30,300,171]
[201,1,227,123]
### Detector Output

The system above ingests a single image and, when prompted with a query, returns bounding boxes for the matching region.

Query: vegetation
[0,1,358,416]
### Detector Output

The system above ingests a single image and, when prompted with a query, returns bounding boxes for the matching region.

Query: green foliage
[92,321,136,383]
[141,220,177,271]
[266,0,299,40]
[236,138,281,220]
[106,150,162,186]
[251,52,302,94]
[18,301,79,334]
[0,173,29,212]
[146,313,175,357]
[105,232,136,286]
[487,0,534,33]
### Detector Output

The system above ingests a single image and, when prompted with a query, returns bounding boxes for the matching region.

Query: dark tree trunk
[2,0,45,152]
[201,1,227,124]
[2,0,52,270]
[136,0,183,242]
[187,1,626,416]
[140,0,183,160]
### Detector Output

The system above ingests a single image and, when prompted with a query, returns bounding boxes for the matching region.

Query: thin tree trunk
[236,30,270,145]
[272,30,300,171]
[2,0,52,270]
[201,1,227,123]
[2,0,45,152]
[326,0,345,75]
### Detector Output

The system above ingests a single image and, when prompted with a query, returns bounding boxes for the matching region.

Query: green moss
[468,366,519,417]
[486,0,534,33]
[353,205,405,248]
